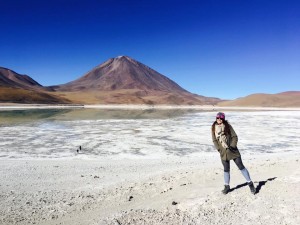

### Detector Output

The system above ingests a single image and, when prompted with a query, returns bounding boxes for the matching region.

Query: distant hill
[218,91,300,107]
[0,67,69,104]
[52,56,221,105]
[0,67,43,90]
[277,91,300,96]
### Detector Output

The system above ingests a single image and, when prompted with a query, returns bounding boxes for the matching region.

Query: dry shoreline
[1,153,299,225]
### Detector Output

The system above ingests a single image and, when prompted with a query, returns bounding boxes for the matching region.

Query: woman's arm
[211,129,220,151]
[229,124,238,148]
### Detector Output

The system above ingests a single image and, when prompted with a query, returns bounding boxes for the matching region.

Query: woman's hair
[211,119,231,135]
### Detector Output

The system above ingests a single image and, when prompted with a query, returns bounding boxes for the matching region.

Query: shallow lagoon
[0,108,299,159]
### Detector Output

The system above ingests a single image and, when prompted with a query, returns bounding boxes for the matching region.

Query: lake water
[0,108,299,159]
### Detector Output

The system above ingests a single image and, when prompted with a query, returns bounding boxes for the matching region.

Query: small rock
[172,201,178,205]
[129,196,133,201]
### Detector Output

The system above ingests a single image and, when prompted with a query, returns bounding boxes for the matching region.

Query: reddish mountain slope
[54,56,188,92]
[53,56,221,105]
[0,67,43,89]
[0,67,69,104]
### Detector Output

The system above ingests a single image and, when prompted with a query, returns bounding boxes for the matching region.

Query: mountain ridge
[218,92,300,107]
[0,56,299,106]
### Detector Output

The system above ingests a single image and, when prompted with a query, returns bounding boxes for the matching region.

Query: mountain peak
[115,55,127,59]
[112,55,138,65]
[113,55,134,63]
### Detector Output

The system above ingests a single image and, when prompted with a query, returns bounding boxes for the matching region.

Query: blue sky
[1,0,299,99]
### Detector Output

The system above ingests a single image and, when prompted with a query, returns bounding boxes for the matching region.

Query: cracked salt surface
[0,109,299,159]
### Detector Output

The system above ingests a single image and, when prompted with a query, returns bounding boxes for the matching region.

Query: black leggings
[222,157,245,172]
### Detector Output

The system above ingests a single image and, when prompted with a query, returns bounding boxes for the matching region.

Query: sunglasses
[216,117,224,120]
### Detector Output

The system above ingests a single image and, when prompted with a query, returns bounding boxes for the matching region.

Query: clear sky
[1,0,299,99]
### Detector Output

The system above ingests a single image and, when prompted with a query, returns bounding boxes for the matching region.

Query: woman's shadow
[229,177,277,194]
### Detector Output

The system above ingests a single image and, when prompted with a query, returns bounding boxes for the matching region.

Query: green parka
[211,122,241,161]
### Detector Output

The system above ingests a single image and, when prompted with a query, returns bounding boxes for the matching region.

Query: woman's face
[216,117,223,124]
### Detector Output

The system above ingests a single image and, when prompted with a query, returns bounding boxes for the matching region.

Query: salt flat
[0,109,299,224]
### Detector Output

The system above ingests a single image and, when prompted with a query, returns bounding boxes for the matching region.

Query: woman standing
[211,112,256,195]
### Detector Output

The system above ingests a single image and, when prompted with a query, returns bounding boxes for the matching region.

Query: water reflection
[0,109,72,125]
[56,108,201,120]
[0,108,203,125]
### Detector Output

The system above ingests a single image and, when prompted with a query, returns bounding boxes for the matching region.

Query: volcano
[53,56,221,105]
[55,56,187,92]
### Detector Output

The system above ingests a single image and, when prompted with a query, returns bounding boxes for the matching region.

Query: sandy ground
[0,153,299,225]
